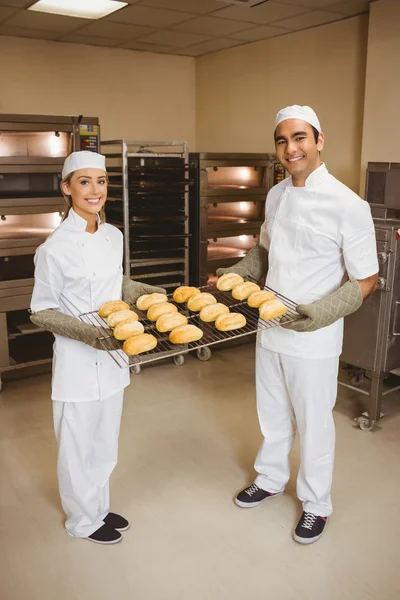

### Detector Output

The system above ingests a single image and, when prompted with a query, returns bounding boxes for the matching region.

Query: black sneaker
[104,512,130,532]
[87,524,122,545]
[293,512,327,545]
[235,482,281,508]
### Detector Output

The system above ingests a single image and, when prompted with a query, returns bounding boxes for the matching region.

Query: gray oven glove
[281,277,363,332]
[122,275,167,304]
[30,309,108,350]
[216,244,268,281]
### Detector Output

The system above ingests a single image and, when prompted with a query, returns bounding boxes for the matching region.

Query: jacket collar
[288,163,328,189]
[61,208,101,233]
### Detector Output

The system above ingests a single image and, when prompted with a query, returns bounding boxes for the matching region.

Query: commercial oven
[0,114,100,390]
[189,153,282,287]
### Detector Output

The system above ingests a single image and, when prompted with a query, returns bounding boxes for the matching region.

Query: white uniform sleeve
[259,219,268,251]
[259,189,273,251]
[106,224,124,267]
[341,200,378,280]
[30,245,64,312]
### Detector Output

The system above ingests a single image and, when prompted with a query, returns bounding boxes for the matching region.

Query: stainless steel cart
[340,161,400,431]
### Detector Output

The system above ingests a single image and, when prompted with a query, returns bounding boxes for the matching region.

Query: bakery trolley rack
[74,285,299,375]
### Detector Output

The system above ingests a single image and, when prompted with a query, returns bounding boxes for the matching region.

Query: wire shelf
[78,283,299,370]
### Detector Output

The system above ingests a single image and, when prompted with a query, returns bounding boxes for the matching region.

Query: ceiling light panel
[29,0,128,20]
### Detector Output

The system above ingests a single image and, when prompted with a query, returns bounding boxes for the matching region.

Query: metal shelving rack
[101,140,190,291]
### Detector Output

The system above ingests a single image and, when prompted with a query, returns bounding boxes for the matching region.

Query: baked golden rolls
[187,292,217,312]
[169,324,204,344]
[156,312,188,333]
[136,293,168,311]
[259,299,288,321]
[232,282,260,300]
[215,312,246,331]
[199,302,230,323]
[147,302,178,322]
[99,300,130,318]
[106,309,139,328]
[113,320,144,341]
[173,286,200,303]
[123,333,157,356]
[247,290,276,308]
[216,273,244,291]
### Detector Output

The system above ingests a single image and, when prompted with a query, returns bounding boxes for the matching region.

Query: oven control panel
[79,124,100,152]
[273,162,285,185]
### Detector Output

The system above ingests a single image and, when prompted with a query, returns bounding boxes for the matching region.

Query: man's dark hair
[274,125,320,144]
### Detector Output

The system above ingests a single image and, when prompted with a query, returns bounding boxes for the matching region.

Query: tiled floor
[1,344,399,600]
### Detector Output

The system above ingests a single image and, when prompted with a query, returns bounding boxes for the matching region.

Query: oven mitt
[122,275,167,305]
[281,277,363,332]
[216,244,268,281]
[30,309,108,350]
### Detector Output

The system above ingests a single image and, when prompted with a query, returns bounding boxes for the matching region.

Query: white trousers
[254,346,339,517]
[53,390,124,538]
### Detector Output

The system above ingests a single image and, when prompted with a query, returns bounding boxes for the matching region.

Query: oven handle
[393,301,400,336]
[377,277,388,291]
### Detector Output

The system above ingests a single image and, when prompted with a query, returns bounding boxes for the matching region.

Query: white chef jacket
[31,208,130,402]
[259,164,378,359]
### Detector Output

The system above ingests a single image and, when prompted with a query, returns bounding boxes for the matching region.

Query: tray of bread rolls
[78,274,299,369]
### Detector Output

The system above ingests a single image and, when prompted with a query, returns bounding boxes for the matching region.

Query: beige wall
[360,0,400,196]
[0,36,196,147]
[196,16,368,193]
[2,4,398,196]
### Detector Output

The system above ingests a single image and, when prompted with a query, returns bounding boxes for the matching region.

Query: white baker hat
[62,151,106,180]
[275,105,321,133]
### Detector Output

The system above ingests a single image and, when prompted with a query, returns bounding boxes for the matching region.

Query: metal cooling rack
[77,283,300,369]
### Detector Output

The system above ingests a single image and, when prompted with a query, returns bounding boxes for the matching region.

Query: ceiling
[0,0,371,57]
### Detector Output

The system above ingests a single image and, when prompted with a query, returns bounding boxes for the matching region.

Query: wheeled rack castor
[354,415,375,432]
[197,347,211,362]
[132,364,141,375]
[173,354,185,367]
[350,372,365,386]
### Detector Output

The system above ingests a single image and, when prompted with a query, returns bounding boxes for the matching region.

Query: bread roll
[156,312,188,333]
[215,312,247,331]
[113,320,144,341]
[136,293,168,311]
[106,309,139,328]
[199,302,230,323]
[147,302,178,322]
[169,324,204,344]
[173,286,200,303]
[123,333,157,356]
[247,290,276,309]
[99,300,130,318]
[259,299,288,321]
[187,292,217,312]
[231,282,260,301]
[216,272,244,291]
